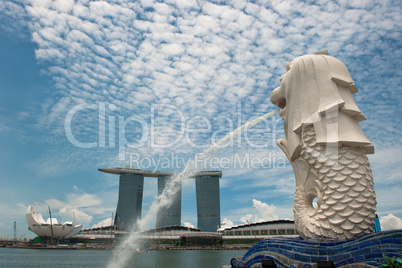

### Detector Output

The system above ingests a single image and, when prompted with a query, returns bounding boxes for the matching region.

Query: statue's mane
[279,52,374,160]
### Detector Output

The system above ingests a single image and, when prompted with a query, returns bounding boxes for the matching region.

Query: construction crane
[48,206,54,244]
[246,220,258,240]
[18,234,25,243]
[13,221,17,245]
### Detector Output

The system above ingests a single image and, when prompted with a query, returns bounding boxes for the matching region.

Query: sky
[0,0,401,239]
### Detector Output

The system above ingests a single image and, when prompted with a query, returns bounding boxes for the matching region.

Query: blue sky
[0,0,401,238]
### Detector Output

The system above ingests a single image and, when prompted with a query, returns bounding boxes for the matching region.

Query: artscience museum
[26,206,83,240]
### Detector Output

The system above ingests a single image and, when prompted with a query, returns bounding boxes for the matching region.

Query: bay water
[0,248,247,268]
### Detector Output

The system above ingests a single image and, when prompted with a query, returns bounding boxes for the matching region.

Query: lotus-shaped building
[26,206,83,239]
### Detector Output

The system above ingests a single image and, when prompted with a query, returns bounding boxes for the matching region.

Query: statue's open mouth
[278,106,286,119]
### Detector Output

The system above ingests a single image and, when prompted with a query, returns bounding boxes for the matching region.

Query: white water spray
[107,109,279,268]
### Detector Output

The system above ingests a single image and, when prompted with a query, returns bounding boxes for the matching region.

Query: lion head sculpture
[271,50,374,161]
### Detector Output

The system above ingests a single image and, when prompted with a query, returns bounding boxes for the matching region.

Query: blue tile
[232,230,402,268]
[335,260,347,267]
[354,255,365,263]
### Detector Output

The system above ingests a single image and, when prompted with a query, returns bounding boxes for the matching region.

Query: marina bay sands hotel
[98,167,222,233]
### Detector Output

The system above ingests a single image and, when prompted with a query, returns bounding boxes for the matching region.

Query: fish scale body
[293,124,376,240]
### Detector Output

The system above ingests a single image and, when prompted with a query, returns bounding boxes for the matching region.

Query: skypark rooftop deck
[98,167,222,178]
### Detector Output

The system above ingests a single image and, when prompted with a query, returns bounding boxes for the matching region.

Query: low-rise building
[218,220,297,239]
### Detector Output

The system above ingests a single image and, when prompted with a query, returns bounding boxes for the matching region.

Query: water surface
[0,248,246,268]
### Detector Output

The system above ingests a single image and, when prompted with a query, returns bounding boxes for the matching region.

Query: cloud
[23,187,111,229]
[380,214,402,231]
[221,218,234,229]
[181,221,194,228]
[237,199,280,225]
[59,208,93,226]
[240,214,263,224]
[252,199,280,221]
[92,217,114,229]
[5,202,93,231]
[11,0,401,181]
[2,0,402,236]
[65,192,102,208]
[0,0,29,37]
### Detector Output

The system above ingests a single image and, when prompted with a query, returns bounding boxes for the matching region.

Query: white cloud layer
[221,218,234,228]
[181,220,194,228]
[21,187,110,229]
[223,199,282,227]
[92,217,114,229]
[18,0,401,145]
[252,199,279,221]
[0,0,401,236]
[239,199,280,224]
[380,214,402,231]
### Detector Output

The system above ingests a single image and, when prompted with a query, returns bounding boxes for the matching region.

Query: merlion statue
[270,51,377,240]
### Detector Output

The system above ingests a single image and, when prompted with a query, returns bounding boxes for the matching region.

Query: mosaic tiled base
[230,230,402,268]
